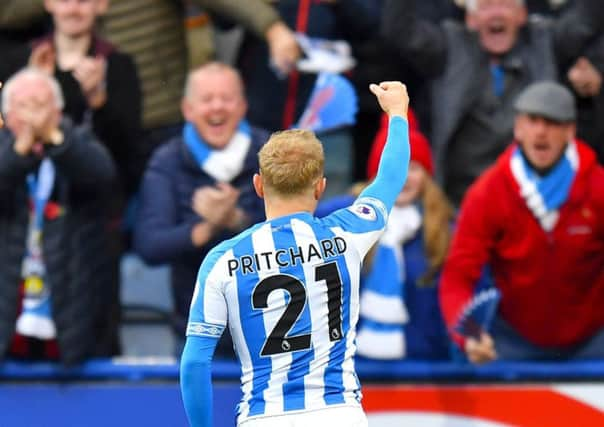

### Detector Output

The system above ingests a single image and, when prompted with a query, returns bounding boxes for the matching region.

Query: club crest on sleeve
[348,203,377,221]
[186,322,224,337]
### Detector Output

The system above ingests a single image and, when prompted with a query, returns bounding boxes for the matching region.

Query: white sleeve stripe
[331,226,383,262]
[186,321,225,337]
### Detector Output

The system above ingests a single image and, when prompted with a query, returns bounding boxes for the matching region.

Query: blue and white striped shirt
[180,116,409,427]
[188,197,388,423]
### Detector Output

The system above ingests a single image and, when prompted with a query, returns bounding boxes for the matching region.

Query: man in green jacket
[0,0,299,154]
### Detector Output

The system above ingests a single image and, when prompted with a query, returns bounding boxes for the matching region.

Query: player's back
[181,84,409,427]
[212,201,386,423]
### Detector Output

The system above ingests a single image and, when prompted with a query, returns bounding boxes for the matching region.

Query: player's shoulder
[197,223,262,283]
[320,196,388,232]
[349,196,388,221]
[205,222,266,265]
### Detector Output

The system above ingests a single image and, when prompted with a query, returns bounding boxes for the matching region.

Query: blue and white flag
[454,288,501,340]
[295,34,356,74]
[296,72,358,133]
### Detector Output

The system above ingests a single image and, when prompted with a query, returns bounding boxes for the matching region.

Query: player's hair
[1,67,64,115]
[258,129,324,197]
[183,61,244,99]
[465,0,524,12]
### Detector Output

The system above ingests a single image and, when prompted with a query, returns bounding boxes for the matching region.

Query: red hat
[367,111,434,179]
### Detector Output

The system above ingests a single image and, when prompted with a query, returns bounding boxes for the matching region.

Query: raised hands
[266,21,301,76]
[12,95,62,156]
[369,81,409,119]
[29,42,56,75]
[568,57,602,98]
[29,41,107,109]
[72,56,108,109]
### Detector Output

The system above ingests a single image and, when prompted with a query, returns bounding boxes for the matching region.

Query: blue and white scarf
[356,205,421,359]
[16,159,57,340]
[183,121,252,182]
[510,141,578,231]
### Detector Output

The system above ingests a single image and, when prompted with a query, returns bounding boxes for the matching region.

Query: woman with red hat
[315,110,455,360]
[357,110,455,360]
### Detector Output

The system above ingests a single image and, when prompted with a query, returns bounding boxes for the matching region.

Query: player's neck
[264,198,317,220]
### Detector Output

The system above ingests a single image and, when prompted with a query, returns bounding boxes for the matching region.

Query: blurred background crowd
[0,0,602,367]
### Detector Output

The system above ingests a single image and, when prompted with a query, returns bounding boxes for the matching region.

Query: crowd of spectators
[0,0,602,366]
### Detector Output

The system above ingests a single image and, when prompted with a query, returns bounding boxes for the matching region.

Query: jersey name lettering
[227,236,347,276]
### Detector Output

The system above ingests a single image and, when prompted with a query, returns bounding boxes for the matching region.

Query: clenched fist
[369,81,409,119]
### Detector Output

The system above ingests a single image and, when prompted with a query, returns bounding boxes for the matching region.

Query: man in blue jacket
[134,62,268,356]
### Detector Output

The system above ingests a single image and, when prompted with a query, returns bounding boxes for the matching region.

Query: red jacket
[440,141,604,348]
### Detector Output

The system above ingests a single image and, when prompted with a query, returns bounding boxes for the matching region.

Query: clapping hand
[73,56,107,109]
[13,98,61,156]
[30,41,107,109]
[266,21,301,76]
[192,183,241,227]
[29,42,56,75]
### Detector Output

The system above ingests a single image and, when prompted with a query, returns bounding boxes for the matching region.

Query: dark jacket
[134,127,268,335]
[562,34,604,165]
[30,34,143,196]
[0,120,117,365]
[382,0,604,183]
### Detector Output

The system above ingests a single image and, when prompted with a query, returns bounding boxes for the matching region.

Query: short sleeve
[186,249,228,339]
[321,196,389,259]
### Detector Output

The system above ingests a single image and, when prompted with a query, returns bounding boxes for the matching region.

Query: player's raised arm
[359,82,410,212]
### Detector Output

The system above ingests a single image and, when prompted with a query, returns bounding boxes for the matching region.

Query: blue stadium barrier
[2,358,604,426]
[3,358,604,382]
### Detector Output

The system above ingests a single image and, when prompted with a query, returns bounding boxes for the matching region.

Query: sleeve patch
[186,322,225,338]
[349,197,388,222]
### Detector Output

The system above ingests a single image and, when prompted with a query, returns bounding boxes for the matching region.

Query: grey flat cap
[514,81,576,122]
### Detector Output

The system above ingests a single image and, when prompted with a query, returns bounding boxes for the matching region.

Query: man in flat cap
[439,81,604,364]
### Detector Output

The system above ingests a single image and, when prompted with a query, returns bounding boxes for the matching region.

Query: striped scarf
[510,141,578,231]
[356,205,421,359]
[183,121,252,182]
[16,159,57,340]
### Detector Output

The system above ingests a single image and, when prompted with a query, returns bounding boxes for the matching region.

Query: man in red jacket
[440,81,604,364]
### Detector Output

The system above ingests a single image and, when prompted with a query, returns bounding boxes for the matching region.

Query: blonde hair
[258,129,324,197]
[419,177,455,285]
